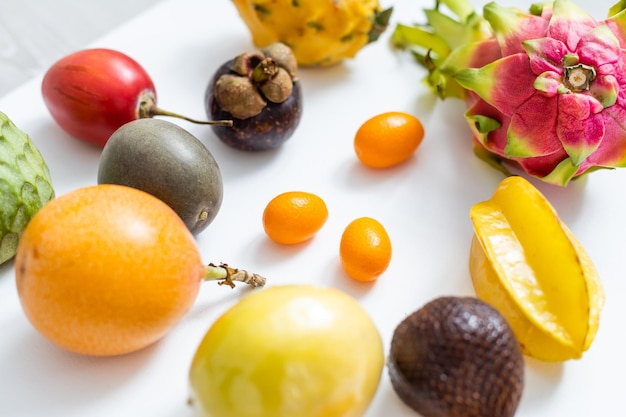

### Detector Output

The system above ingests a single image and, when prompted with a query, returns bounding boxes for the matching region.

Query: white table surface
[0,0,159,97]
[0,1,623,417]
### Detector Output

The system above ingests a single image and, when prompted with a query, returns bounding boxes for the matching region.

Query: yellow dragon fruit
[393,0,626,186]
[231,0,393,67]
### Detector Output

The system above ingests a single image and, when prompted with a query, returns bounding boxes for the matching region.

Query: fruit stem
[138,92,233,126]
[203,263,267,288]
[251,58,278,84]
[563,63,596,92]
[150,107,233,126]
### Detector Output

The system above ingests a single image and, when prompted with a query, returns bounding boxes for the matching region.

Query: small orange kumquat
[354,111,424,168]
[262,191,329,245]
[340,217,392,282]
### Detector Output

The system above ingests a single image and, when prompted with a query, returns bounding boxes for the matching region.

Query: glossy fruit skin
[231,0,391,66]
[189,285,384,417]
[262,191,328,244]
[41,48,156,147]
[205,59,302,151]
[339,217,392,282]
[98,118,223,235]
[15,184,204,356]
[388,296,524,417]
[469,175,604,361]
[354,111,424,168]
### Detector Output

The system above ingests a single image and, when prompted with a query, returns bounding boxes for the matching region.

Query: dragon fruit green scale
[393,0,626,186]
[0,111,54,264]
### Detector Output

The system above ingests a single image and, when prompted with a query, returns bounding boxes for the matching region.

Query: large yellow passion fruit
[188,285,385,417]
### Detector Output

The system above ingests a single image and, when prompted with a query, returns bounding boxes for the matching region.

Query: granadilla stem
[203,263,267,288]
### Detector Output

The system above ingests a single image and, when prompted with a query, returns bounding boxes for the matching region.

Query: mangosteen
[205,42,302,151]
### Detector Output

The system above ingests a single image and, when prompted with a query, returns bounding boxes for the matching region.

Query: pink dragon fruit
[392,0,626,186]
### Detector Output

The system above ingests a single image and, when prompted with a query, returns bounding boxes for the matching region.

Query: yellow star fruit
[469,176,604,361]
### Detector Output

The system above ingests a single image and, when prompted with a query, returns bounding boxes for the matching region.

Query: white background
[0,1,624,416]
[0,0,158,97]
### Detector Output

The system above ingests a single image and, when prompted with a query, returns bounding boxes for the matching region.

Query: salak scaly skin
[393,0,626,186]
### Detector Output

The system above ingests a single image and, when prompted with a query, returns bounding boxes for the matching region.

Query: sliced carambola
[469,176,604,361]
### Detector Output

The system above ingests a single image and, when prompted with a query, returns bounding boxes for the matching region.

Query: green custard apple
[0,112,54,264]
